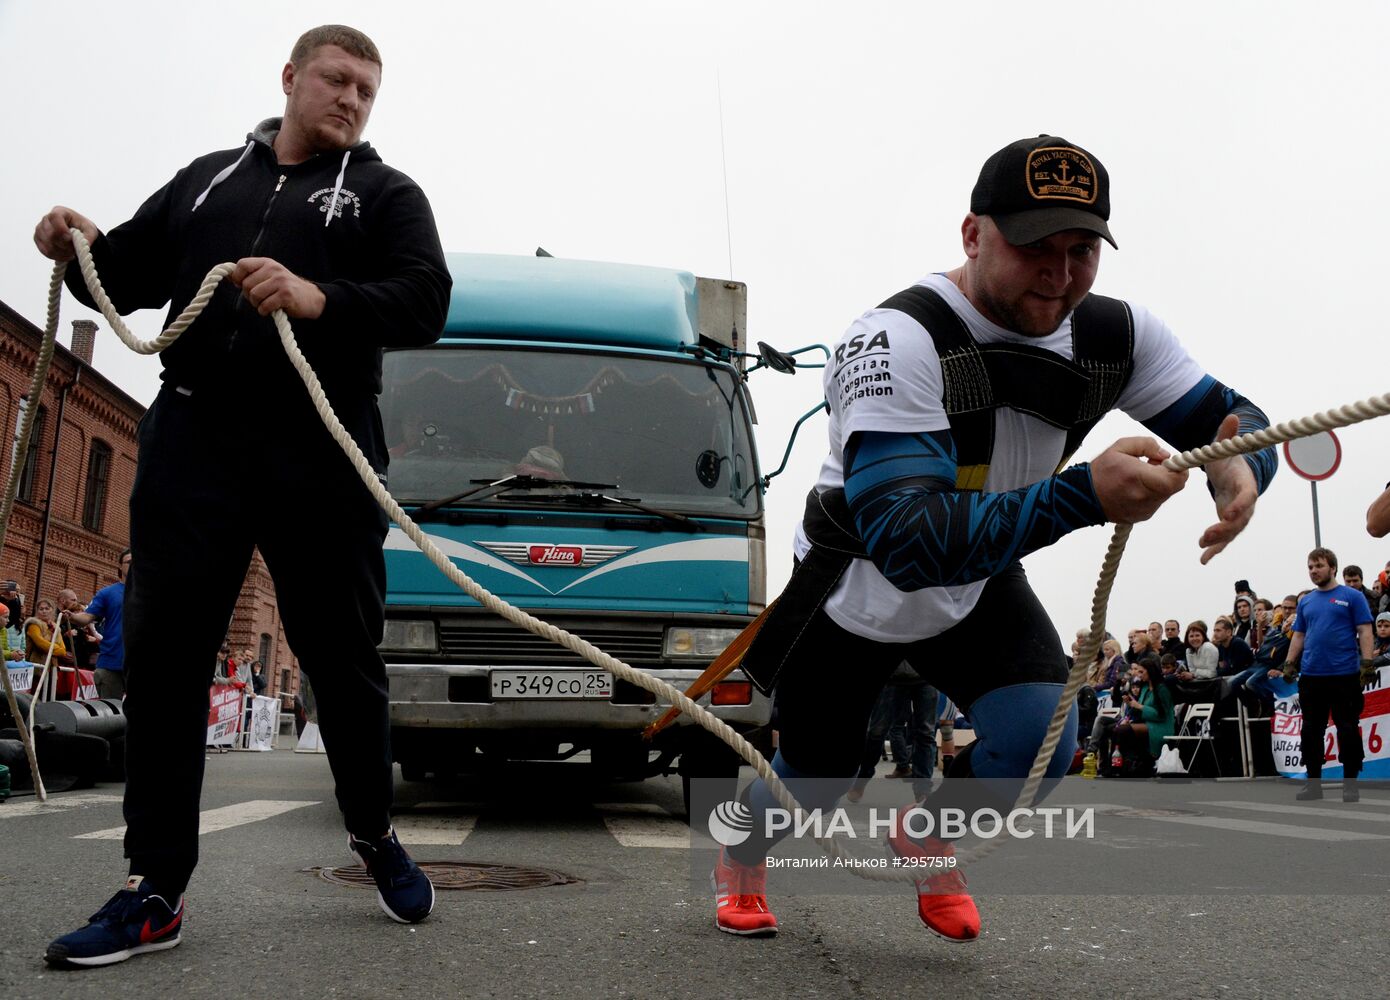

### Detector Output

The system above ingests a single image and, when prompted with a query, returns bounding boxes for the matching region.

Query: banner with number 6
[1270,666,1390,779]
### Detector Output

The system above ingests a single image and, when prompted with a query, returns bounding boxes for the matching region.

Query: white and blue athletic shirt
[795,272,1205,643]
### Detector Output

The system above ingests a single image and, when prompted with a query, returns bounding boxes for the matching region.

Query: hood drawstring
[192,141,254,212]
[192,138,353,222]
[325,150,351,227]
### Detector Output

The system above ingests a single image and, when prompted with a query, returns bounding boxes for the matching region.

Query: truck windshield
[381,347,760,518]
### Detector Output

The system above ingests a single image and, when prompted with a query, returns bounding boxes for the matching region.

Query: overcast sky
[3,1,1388,637]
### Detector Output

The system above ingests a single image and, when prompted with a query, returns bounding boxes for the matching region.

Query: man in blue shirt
[69,549,130,700]
[1287,547,1374,802]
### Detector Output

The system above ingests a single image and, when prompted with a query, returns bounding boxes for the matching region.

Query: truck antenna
[717,70,734,279]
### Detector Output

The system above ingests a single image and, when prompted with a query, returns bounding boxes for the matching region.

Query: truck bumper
[386,662,770,731]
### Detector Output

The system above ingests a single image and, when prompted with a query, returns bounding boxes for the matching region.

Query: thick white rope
[35,229,1390,879]
[0,265,65,802]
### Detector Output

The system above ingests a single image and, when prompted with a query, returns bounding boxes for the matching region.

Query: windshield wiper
[411,475,617,519]
[521,490,696,529]
[412,476,693,528]
[596,494,693,525]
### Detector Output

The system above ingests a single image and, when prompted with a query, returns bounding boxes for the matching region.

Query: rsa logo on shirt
[1331,598,1350,608]
[834,330,890,367]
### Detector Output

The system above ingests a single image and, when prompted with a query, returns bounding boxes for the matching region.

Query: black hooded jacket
[64,118,451,409]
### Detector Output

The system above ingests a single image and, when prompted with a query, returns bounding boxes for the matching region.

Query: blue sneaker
[45,876,184,967]
[348,827,434,923]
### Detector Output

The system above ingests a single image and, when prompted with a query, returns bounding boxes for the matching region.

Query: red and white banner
[73,669,97,701]
[1271,666,1390,779]
[207,685,244,747]
[33,665,97,700]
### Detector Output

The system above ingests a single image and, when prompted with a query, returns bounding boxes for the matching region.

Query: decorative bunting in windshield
[502,387,597,415]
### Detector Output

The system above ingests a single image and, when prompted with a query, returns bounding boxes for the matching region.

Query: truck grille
[436,624,665,665]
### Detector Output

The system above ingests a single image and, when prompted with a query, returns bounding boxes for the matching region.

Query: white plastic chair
[1163,702,1220,775]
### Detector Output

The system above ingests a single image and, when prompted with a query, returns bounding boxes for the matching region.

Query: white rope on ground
[24,228,1390,879]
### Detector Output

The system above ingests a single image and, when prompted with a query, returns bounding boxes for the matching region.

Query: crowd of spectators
[209,645,269,694]
[1072,559,1390,778]
[1,581,104,699]
[4,573,299,753]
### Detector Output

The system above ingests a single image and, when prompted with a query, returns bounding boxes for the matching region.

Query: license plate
[490,669,613,699]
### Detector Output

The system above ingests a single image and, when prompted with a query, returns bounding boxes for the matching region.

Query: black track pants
[121,384,393,894]
[1297,673,1365,779]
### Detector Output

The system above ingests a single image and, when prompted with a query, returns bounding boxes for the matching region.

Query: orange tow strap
[641,598,777,740]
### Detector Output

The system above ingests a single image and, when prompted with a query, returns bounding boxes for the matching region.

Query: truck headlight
[664,627,743,658]
[379,619,438,653]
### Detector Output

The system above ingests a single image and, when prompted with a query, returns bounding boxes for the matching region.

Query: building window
[281,669,291,695]
[82,440,112,531]
[258,632,272,669]
[16,403,46,505]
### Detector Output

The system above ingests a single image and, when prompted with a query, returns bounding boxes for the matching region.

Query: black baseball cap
[971,135,1116,248]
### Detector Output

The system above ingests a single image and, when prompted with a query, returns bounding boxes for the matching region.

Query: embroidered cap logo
[1025,147,1098,205]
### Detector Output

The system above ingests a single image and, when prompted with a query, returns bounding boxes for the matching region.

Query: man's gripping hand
[1197,413,1258,565]
[230,258,327,319]
[1089,436,1188,525]
[33,206,99,262]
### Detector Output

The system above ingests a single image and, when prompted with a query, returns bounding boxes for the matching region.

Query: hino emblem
[529,544,580,566]
[477,541,635,569]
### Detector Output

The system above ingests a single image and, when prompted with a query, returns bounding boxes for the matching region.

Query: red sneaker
[887,824,981,943]
[711,848,778,936]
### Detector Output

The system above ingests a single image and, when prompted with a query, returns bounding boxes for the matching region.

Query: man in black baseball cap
[713,133,1280,945]
[956,134,1129,338]
[971,135,1117,249]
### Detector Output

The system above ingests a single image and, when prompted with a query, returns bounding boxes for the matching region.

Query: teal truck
[377,252,817,807]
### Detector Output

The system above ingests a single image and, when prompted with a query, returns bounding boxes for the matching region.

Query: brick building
[0,300,301,700]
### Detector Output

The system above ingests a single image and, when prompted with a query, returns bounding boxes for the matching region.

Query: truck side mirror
[756,341,797,374]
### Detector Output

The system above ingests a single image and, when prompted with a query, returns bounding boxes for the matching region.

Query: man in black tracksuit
[35,25,452,966]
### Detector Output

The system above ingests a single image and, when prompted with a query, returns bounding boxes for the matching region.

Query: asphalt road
[1,750,1384,1000]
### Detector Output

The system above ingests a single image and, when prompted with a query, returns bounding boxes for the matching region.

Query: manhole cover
[1108,808,1202,818]
[312,861,581,891]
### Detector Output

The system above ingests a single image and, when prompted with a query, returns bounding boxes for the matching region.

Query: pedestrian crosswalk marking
[74,799,319,840]
[0,793,122,820]
[591,802,672,815]
[1113,812,1387,842]
[592,801,691,848]
[393,813,477,846]
[1206,800,1390,824]
[1319,796,1390,812]
[38,792,1389,848]
[601,814,690,848]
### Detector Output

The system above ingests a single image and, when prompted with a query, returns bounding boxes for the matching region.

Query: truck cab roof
[442,253,744,356]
